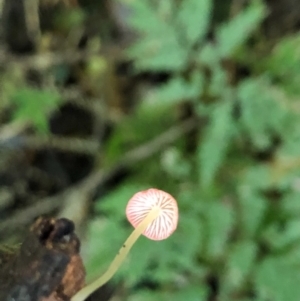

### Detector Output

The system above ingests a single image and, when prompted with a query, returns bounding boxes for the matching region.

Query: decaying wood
[0,217,85,301]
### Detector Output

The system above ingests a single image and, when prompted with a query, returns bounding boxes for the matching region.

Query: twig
[1,132,100,155]
[0,44,123,71]
[19,135,100,155]
[0,121,28,145]
[24,0,41,44]
[0,95,107,154]
[78,116,198,193]
[0,117,198,233]
[0,49,100,70]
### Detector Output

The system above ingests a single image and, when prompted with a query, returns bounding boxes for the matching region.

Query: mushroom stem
[71,207,160,301]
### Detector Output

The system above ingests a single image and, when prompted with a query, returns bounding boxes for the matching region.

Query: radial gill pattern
[126,188,178,241]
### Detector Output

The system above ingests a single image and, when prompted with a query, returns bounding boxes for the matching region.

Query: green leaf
[237,184,267,237]
[255,256,300,301]
[268,34,300,95]
[177,0,212,46]
[262,219,300,250]
[199,100,234,187]
[204,201,234,259]
[126,0,165,35]
[104,102,176,164]
[123,238,160,285]
[198,42,220,66]
[209,64,228,96]
[216,1,265,57]
[129,290,163,301]
[242,165,273,190]
[130,285,208,301]
[127,36,187,71]
[226,240,257,287]
[145,73,203,106]
[173,209,204,271]
[11,88,60,133]
[237,78,288,148]
[84,218,129,282]
[281,191,300,216]
[172,285,209,301]
[55,7,86,31]
[95,183,147,221]
[157,0,176,20]
[161,147,192,179]
[126,0,187,71]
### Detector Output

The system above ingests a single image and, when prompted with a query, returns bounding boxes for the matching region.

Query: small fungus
[71,188,178,301]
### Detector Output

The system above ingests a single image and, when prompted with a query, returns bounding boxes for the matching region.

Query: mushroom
[71,188,178,301]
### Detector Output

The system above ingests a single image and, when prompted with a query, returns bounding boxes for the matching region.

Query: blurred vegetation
[1,0,300,300]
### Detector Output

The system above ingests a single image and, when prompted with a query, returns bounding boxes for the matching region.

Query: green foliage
[129,285,208,301]
[226,240,257,288]
[104,101,178,164]
[216,1,265,58]
[237,78,289,148]
[125,0,187,71]
[199,100,234,187]
[88,0,300,301]
[80,0,300,300]
[267,34,300,95]
[88,182,205,285]
[255,255,300,301]
[11,87,61,133]
[84,218,129,282]
[145,74,203,106]
[204,200,235,259]
[55,7,86,31]
[177,0,212,47]
[237,184,267,237]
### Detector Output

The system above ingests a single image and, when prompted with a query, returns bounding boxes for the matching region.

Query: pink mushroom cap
[126,188,178,241]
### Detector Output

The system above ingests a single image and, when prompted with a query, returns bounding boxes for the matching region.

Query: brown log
[0,217,85,301]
